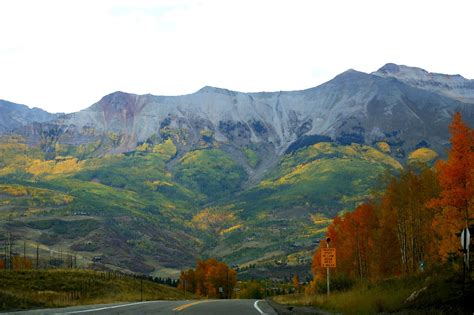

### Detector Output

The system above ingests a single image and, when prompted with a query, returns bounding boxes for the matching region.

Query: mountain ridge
[2,64,473,164]
[3,63,473,113]
[0,99,60,133]
[0,63,473,275]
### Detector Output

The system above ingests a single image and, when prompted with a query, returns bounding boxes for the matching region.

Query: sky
[1,0,473,113]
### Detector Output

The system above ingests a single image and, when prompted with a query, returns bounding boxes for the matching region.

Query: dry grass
[0,269,188,311]
[274,283,415,314]
[273,271,474,314]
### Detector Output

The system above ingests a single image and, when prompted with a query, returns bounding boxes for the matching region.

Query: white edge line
[65,301,161,314]
[253,300,267,315]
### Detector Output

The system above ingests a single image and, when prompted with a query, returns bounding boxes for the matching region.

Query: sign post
[321,238,336,296]
[461,228,470,267]
[461,228,471,292]
[327,241,329,297]
[461,228,470,285]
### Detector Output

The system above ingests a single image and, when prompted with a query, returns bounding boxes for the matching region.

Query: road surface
[6,299,277,315]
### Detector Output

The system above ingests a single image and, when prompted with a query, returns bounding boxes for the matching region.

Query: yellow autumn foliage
[0,141,39,175]
[0,142,28,152]
[0,185,74,205]
[408,148,438,165]
[219,224,243,235]
[146,180,174,189]
[192,208,237,233]
[152,138,177,158]
[0,185,28,196]
[136,142,151,152]
[275,162,313,185]
[309,213,332,226]
[27,157,84,176]
[376,141,391,153]
[0,164,27,176]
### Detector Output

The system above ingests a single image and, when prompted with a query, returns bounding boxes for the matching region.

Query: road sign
[461,228,470,250]
[321,247,336,268]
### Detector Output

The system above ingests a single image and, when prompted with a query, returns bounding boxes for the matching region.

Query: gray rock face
[0,99,59,133]
[373,63,474,104]
[1,64,473,159]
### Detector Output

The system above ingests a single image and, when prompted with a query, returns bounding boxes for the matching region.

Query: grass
[0,269,188,311]
[273,281,416,314]
[272,269,474,314]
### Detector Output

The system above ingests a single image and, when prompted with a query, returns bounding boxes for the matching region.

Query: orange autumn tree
[430,112,474,259]
[206,259,237,298]
[348,202,378,279]
[178,268,196,294]
[12,255,33,270]
[379,167,440,274]
[375,179,403,277]
[178,258,237,298]
[312,202,378,282]
[292,274,300,292]
[312,167,440,284]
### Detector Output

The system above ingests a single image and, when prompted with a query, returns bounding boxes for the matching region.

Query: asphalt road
[6,299,277,315]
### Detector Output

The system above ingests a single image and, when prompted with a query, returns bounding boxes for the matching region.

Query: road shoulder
[254,299,278,314]
[266,299,336,315]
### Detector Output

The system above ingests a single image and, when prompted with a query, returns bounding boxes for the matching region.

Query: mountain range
[0,63,473,277]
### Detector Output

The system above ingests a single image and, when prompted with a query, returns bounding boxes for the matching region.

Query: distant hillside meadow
[0,63,473,279]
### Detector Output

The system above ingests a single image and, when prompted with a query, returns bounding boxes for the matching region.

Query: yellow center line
[173,300,213,311]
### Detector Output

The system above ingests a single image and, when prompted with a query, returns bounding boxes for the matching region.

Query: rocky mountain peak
[92,91,138,110]
[87,91,146,122]
[376,63,428,76]
[329,69,374,86]
[335,68,366,77]
[196,85,239,97]
[373,63,474,103]
[376,63,401,74]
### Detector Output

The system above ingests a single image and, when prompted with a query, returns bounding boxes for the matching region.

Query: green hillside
[239,142,402,216]
[0,136,412,276]
[0,137,202,274]
[201,143,403,267]
[175,149,248,198]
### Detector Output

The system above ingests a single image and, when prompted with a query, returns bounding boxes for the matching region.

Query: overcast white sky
[1,0,473,113]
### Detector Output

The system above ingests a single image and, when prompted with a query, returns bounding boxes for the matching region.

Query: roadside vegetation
[0,269,186,312]
[274,268,474,313]
[274,112,474,313]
